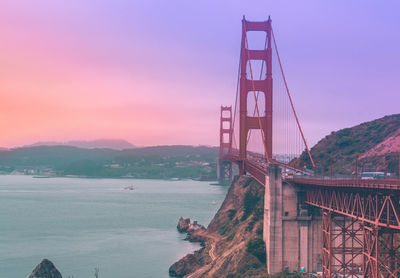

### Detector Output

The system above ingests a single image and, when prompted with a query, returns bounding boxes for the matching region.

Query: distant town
[0,144,218,180]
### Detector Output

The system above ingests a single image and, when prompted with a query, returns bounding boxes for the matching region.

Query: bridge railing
[289,177,400,190]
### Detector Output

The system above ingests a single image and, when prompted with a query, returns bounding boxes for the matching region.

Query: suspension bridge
[218,16,400,278]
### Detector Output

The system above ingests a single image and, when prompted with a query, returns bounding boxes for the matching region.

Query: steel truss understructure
[322,211,364,277]
[304,185,400,277]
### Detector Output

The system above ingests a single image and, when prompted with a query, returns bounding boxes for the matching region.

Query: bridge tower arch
[239,16,273,174]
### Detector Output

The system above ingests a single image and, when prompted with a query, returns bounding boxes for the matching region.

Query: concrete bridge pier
[263,164,322,274]
[263,164,283,273]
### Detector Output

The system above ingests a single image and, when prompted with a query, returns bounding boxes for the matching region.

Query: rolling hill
[294,114,400,175]
[0,145,218,179]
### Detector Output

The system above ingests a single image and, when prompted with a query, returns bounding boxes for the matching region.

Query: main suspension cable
[231,38,242,152]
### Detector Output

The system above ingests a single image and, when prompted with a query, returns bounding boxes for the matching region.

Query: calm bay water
[0,175,228,278]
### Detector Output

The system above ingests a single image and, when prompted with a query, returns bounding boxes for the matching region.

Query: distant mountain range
[25,139,136,150]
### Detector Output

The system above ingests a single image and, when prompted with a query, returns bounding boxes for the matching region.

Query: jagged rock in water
[177,217,191,232]
[177,217,205,235]
[27,259,62,278]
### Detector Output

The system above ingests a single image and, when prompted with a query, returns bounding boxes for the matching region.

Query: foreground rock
[28,259,62,278]
[170,176,267,277]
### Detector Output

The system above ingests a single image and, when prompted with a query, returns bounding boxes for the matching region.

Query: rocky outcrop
[27,259,62,278]
[170,176,267,278]
[177,217,191,232]
[177,217,205,236]
[169,250,210,277]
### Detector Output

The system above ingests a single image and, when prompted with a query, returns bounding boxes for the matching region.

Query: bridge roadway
[224,153,400,230]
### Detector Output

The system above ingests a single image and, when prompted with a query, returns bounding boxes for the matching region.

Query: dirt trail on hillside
[186,235,246,278]
[185,234,219,278]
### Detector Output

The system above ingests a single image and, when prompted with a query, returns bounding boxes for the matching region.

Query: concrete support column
[264,164,283,274]
[299,223,309,272]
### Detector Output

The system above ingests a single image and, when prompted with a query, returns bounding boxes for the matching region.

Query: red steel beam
[322,211,363,278]
[363,225,400,278]
[303,186,400,230]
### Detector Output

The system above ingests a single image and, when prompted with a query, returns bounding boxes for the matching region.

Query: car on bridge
[361,171,385,180]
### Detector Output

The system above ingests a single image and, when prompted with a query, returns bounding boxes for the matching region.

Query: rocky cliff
[169,176,267,278]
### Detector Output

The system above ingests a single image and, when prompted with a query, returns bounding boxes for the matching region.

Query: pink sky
[1,1,399,148]
[0,1,225,147]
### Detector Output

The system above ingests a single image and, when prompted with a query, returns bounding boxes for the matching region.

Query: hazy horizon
[3,111,399,150]
[1,138,218,149]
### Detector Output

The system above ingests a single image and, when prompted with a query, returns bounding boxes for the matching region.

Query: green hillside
[295,114,400,175]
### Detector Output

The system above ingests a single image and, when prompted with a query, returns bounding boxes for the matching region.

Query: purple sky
[1,0,399,148]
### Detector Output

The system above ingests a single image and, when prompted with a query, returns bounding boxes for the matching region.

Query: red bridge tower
[239,16,273,174]
[219,106,233,183]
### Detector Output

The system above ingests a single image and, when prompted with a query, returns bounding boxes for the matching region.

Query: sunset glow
[1,1,399,148]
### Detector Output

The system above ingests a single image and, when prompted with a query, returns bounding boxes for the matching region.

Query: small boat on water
[123,185,135,190]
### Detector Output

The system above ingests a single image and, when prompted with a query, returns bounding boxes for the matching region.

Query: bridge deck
[290,177,400,190]
[223,154,400,189]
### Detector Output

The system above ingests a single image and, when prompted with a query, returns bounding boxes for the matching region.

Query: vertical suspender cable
[271,27,316,169]
[231,40,242,152]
